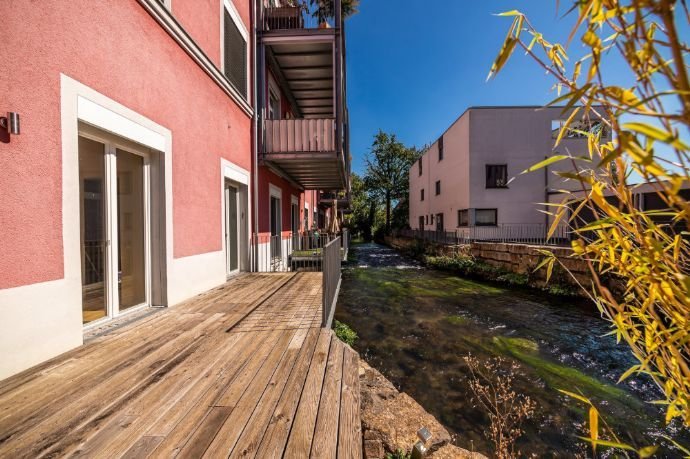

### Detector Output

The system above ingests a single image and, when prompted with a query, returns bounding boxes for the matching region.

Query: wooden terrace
[0,272,362,458]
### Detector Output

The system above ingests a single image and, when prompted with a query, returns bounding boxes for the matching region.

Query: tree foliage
[309,0,359,22]
[364,131,419,233]
[490,0,690,436]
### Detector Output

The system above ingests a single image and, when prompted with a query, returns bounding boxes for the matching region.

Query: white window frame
[268,74,282,120]
[221,0,250,100]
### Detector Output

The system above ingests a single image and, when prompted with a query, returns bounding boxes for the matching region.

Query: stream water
[335,242,688,457]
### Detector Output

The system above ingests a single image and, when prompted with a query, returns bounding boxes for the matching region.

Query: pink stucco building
[0,0,349,379]
[409,106,605,234]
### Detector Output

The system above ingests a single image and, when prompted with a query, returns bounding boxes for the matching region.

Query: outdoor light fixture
[0,112,20,135]
[411,427,432,459]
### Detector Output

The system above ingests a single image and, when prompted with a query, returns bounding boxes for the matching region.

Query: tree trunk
[385,190,391,234]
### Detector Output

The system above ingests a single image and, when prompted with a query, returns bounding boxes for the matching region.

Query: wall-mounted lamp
[0,112,20,135]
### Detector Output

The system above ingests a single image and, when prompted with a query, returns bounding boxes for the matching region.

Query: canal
[335,242,685,457]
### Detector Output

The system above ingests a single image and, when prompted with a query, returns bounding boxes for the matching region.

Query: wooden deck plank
[284,329,333,457]
[227,328,319,458]
[255,329,330,458]
[310,335,344,459]
[338,346,362,459]
[148,330,284,458]
[0,273,362,459]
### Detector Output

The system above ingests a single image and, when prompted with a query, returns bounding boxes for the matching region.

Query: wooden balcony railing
[264,118,336,154]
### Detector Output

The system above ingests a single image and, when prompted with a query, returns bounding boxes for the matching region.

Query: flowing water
[335,242,688,457]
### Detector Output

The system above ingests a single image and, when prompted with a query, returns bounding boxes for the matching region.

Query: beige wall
[409,107,595,231]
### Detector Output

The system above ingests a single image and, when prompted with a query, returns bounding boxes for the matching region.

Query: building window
[551,119,611,139]
[438,135,444,161]
[418,216,424,230]
[436,213,444,231]
[435,180,441,195]
[431,214,434,225]
[425,215,428,225]
[418,158,423,176]
[223,4,248,98]
[475,208,497,226]
[268,89,280,120]
[420,189,425,201]
[486,165,508,188]
[458,209,469,227]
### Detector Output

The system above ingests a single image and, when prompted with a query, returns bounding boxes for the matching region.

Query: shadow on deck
[0,272,361,458]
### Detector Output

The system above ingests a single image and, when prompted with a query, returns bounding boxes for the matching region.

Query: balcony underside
[265,39,335,119]
[264,152,345,189]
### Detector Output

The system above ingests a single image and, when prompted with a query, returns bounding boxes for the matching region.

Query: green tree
[364,131,419,233]
[346,172,374,240]
[310,0,359,23]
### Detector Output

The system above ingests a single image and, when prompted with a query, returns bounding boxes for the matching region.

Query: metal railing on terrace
[321,236,341,328]
[252,229,349,273]
[263,0,341,31]
[395,224,571,247]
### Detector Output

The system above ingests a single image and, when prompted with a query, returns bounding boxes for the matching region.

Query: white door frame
[78,126,152,327]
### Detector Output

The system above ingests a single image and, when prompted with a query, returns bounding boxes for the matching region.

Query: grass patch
[334,320,358,346]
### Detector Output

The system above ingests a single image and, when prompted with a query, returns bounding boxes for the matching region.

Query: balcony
[262,0,342,33]
[264,118,345,189]
[259,0,349,190]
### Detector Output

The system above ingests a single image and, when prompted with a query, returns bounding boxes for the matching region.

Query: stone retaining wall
[469,242,591,287]
[383,236,592,289]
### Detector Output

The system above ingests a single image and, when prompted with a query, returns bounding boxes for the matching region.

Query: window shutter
[224,10,247,98]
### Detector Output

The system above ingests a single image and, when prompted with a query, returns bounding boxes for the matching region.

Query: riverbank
[383,235,585,297]
[336,242,683,456]
[358,359,485,458]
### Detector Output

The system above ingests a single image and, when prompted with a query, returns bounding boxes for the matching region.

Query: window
[436,213,444,231]
[268,89,280,120]
[420,188,425,201]
[486,165,508,188]
[418,158,423,176]
[291,202,299,234]
[431,214,434,225]
[418,216,424,230]
[458,209,469,227]
[425,215,428,225]
[551,119,611,139]
[223,4,248,98]
[438,135,444,161]
[475,208,497,226]
[435,180,441,195]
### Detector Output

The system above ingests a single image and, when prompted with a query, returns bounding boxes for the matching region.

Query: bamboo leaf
[558,389,592,404]
[624,122,690,150]
[589,406,599,452]
[521,155,570,174]
[638,445,659,458]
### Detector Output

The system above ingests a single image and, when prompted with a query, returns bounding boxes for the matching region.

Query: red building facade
[0,0,349,379]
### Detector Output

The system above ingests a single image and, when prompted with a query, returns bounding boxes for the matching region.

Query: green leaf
[521,155,570,174]
[558,389,591,405]
[624,122,690,150]
[638,446,659,458]
[576,437,636,451]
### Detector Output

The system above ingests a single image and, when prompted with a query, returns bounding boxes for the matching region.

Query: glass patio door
[79,134,150,325]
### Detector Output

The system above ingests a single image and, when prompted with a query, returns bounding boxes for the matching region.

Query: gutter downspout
[251,0,260,271]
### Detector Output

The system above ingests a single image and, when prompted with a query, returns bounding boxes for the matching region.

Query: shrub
[334,320,358,347]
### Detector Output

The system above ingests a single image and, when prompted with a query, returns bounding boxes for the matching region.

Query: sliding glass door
[78,134,150,325]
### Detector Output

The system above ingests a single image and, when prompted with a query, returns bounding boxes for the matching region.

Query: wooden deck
[0,272,362,458]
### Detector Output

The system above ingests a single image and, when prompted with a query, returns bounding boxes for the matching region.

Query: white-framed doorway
[78,125,152,326]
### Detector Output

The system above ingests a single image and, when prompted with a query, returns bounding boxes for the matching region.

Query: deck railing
[252,231,347,272]
[264,118,336,154]
[263,0,340,31]
[396,223,571,246]
[321,236,341,328]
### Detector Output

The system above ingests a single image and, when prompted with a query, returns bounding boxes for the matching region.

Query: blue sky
[344,0,688,176]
